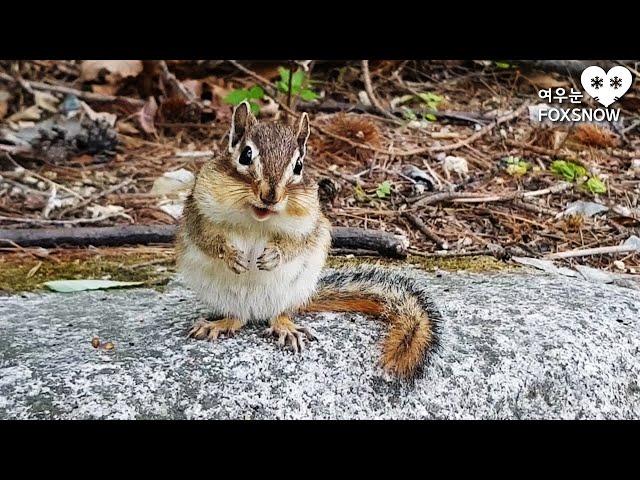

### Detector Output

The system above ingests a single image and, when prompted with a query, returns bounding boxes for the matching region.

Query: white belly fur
[178,233,326,323]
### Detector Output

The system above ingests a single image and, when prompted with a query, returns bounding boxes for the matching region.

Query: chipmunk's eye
[293,159,303,175]
[239,146,253,166]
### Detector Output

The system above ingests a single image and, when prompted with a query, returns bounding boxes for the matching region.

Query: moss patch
[327,254,515,273]
[1,248,514,294]
[0,251,175,294]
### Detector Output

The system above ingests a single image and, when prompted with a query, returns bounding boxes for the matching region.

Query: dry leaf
[138,97,158,134]
[181,79,203,99]
[0,90,9,119]
[34,91,60,113]
[151,168,195,195]
[525,72,570,89]
[80,101,117,127]
[26,261,42,278]
[116,121,140,135]
[80,60,143,83]
[7,105,41,122]
[91,83,120,96]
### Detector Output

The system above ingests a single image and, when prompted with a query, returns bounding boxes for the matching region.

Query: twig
[2,154,85,200]
[0,71,145,107]
[361,60,396,120]
[55,178,133,218]
[545,243,640,260]
[157,61,195,102]
[175,150,214,158]
[411,191,485,208]
[407,248,497,258]
[450,182,572,203]
[404,213,449,249]
[429,103,529,153]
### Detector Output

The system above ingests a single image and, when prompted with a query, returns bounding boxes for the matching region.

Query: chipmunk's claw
[263,315,317,353]
[224,247,249,274]
[257,245,282,271]
[188,317,244,341]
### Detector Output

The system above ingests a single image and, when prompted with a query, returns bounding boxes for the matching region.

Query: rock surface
[1,269,639,419]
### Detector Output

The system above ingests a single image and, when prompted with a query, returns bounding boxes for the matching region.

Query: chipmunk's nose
[259,183,280,205]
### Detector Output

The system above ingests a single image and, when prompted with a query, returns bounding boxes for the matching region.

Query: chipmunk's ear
[295,113,310,161]
[228,101,257,152]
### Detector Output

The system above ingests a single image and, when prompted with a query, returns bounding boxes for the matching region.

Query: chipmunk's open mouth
[251,206,275,221]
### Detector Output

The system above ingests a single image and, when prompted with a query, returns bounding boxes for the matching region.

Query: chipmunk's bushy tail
[304,265,442,379]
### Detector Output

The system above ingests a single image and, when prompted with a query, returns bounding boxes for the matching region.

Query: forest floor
[0,60,639,290]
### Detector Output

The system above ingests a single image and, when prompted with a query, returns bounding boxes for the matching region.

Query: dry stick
[411,191,485,208]
[157,61,195,102]
[361,60,397,121]
[0,225,409,258]
[506,138,640,161]
[450,182,572,203]
[55,178,133,218]
[2,154,85,200]
[404,212,449,250]
[0,72,145,107]
[545,244,640,260]
[407,248,496,258]
[428,103,530,154]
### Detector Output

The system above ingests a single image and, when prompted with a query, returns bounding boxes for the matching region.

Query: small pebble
[91,337,100,348]
[103,341,115,351]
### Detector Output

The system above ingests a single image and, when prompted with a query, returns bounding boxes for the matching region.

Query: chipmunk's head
[194,101,318,232]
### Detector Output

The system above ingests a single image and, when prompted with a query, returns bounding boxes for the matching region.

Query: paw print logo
[610,76,623,89]
[591,76,604,89]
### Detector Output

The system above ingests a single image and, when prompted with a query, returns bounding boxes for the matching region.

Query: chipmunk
[176,101,441,379]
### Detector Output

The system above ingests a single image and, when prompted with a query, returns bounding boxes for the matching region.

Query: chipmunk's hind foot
[188,317,245,341]
[263,314,317,353]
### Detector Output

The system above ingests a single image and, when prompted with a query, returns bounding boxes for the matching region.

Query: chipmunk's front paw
[257,244,282,271]
[188,317,244,341]
[222,245,249,274]
[263,314,318,353]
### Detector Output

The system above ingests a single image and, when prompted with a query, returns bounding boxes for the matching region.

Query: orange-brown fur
[303,286,438,379]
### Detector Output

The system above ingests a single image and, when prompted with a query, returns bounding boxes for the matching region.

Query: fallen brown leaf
[80,60,143,83]
[0,90,9,119]
[91,83,121,96]
[7,105,41,122]
[138,97,158,134]
[524,72,570,89]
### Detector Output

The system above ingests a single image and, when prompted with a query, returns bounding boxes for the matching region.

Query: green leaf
[223,89,249,105]
[495,61,512,69]
[247,85,264,100]
[291,70,305,89]
[278,66,290,84]
[300,89,319,101]
[353,184,369,202]
[376,180,392,198]
[550,160,587,182]
[44,279,144,293]
[585,176,607,194]
[425,113,437,122]
[417,92,443,104]
[504,156,530,176]
[402,108,417,121]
